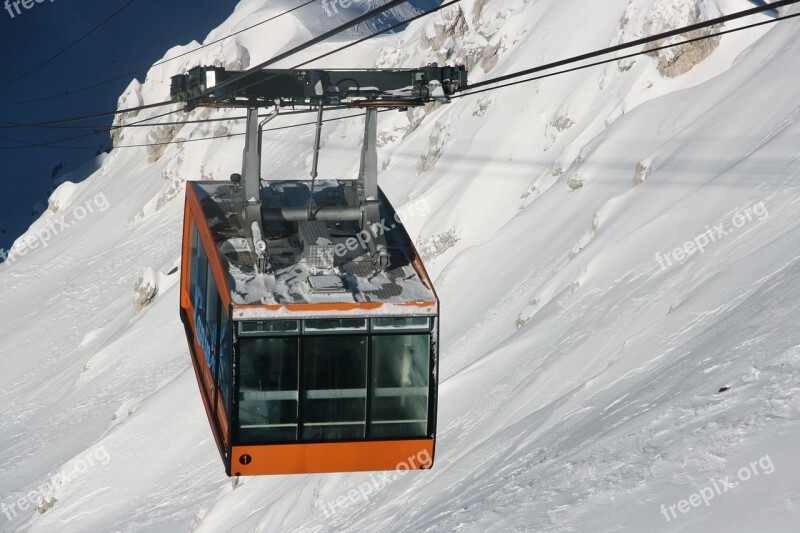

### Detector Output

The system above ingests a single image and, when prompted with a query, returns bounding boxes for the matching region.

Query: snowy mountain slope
[1,0,799,531]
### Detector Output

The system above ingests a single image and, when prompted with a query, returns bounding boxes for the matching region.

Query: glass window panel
[238,337,299,443]
[240,320,299,334]
[191,228,208,311]
[369,334,430,438]
[372,317,430,330]
[302,336,367,440]
[218,312,232,418]
[204,262,220,384]
[304,318,367,332]
[189,224,199,298]
[191,234,213,391]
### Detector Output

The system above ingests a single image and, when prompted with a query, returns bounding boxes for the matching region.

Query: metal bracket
[241,107,278,273]
[310,103,324,196]
[357,107,389,271]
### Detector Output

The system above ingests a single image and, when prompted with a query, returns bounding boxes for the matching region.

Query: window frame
[188,219,233,423]
[301,334,368,441]
[233,316,437,445]
[237,335,300,444]
[217,309,233,420]
[367,332,431,439]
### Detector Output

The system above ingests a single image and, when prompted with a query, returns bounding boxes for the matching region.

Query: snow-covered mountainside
[1,0,799,531]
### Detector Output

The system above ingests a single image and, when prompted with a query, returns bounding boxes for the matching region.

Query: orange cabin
[179,179,439,476]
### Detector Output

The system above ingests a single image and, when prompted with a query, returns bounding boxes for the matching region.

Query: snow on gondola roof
[190,179,437,319]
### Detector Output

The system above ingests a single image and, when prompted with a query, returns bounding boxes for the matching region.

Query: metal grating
[299,220,335,269]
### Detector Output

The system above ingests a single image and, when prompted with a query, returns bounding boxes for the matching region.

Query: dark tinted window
[302,336,367,440]
[233,321,434,444]
[369,334,430,438]
[189,225,217,398]
[304,319,367,332]
[218,311,232,419]
[241,320,299,334]
[372,317,429,330]
[238,337,299,443]
[190,227,208,312]
[204,261,220,385]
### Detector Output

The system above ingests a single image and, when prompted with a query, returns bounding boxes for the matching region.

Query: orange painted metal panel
[182,287,233,457]
[182,304,227,461]
[216,393,230,446]
[230,439,434,476]
[410,251,438,299]
[180,188,233,458]
[180,197,194,310]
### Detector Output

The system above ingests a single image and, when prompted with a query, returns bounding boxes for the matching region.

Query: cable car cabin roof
[187,180,437,319]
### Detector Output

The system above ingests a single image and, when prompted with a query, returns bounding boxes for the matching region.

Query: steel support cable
[461,0,800,92]
[0,0,415,130]
[1,0,466,150]
[1,109,177,149]
[2,1,795,149]
[186,0,413,103]
[112,8,800,151]
[5,111,367,150]
[454,11,800,98]
[232,0,465,95]
[0,107,360,149]
[5,0,466,136]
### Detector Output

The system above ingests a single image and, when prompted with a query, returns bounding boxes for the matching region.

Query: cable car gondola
[174,65,466,475]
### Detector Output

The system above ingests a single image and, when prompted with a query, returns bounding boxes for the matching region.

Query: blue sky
[0,0,234,251]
